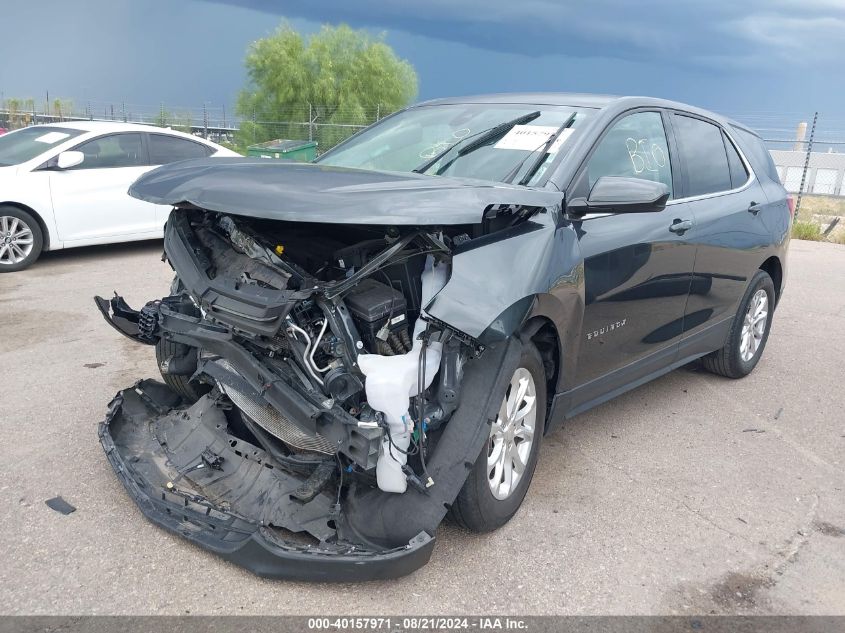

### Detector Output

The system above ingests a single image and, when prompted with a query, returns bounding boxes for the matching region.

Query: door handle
[748,201,763,215]
[669,219,693,234]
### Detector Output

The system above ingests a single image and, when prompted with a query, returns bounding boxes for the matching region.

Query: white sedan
[0,121,240,271]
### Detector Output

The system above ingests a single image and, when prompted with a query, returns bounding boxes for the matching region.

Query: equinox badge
[587,319,627,340]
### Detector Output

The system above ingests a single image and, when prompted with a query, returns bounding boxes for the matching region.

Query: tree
[154,107,193,134]
[52,99,73,121]
[235,23,417,152]
[5,97,35,129]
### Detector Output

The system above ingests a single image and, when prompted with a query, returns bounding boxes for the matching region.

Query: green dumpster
[246,139,318,162]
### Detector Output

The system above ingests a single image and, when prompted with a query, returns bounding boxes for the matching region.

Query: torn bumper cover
[99,379,434,581]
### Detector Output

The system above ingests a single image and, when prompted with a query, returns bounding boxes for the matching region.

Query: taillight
[786,194,796,217]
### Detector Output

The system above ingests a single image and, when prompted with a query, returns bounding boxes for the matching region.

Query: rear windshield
[0,126,85,166]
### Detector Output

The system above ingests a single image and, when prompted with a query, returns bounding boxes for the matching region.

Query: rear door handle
[748,201,763,215]
[669,219,693,234]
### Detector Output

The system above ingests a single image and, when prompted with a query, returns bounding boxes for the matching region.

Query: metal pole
[795,111,818,217]
[309,103,313,142]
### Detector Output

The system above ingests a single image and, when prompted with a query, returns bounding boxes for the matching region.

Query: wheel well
[521,317,560,433]
[760,256,782,303]
[0,201,50,250]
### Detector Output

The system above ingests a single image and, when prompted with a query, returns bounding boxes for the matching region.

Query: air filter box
[344,279,407,350]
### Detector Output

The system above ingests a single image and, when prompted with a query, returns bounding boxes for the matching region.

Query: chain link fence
[752,111,845,241]
[0,98,394,154]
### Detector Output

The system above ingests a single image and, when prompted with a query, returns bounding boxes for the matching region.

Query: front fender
[428,215,585,392]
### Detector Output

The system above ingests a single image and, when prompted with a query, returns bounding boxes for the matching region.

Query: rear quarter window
[730,125,779,183]
[148,134,213,165]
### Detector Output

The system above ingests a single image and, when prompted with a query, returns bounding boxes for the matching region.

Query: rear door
[569,109,697,401]
[667,112,773,353]
[49,132,160,242]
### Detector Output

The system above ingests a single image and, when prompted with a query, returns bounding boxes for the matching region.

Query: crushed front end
[96,206,521,580]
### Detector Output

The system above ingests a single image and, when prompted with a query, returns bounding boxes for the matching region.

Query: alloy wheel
[487,366,537,500]
[740,289,768,362]
[0,216,35,265]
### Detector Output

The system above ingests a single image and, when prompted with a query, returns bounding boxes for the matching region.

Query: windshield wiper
[502,112,577,186]
[412,110,541,175]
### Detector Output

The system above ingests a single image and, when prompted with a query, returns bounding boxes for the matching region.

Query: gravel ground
[0,238,843,615]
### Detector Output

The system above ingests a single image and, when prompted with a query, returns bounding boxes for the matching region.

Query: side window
[587,111,673,197]
[723,132,748,188]
[673,115,732,196]
[148,134,212,165]
[69,133,144,169]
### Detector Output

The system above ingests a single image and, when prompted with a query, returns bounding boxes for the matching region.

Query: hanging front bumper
[98,379,434,582]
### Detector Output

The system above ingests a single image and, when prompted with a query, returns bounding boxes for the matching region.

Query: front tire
[702,269,775,378]
[155,337,209,403]
[155,275,209,403]
[0,207,43,272]
[450,341,546,532]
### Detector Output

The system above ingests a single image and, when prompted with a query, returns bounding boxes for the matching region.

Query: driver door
[568,110,697,410]
[48,132,160,243]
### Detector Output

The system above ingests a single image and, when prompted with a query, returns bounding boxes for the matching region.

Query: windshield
[316,104,592,186]
[0,126,85,166]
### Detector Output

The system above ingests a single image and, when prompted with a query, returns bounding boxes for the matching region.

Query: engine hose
[376,340,395,356]
[388,332,405,354]
[286,322,325,386]
[399,328,412,352]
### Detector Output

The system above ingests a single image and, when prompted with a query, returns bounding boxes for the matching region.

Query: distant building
[770,149,845,197]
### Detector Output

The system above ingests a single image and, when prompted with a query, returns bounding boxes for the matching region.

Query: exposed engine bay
[96,206,526,580]
[139,209,479,493]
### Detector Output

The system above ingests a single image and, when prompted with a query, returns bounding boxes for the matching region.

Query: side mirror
[568,176,670,215]
[56,150,84,170]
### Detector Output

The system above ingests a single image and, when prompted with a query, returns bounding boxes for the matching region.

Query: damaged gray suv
[96,93,791,580]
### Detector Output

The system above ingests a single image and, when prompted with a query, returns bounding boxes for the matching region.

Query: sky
[1,0,844,138]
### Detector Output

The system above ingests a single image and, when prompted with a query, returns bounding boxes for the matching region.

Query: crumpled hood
[128,157,563,225]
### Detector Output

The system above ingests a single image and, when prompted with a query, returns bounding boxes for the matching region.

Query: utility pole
[795,111,818,218]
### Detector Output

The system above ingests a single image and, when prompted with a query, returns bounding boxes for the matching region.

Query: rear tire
[0,207,43,272]
[450,341,546,532]
[701,269,775,379]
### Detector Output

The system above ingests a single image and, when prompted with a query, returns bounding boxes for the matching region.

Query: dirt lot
[1,239,843,615]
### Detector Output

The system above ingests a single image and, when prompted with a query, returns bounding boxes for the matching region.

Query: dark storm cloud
[203,0,845,68]
[2,0,842,123]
